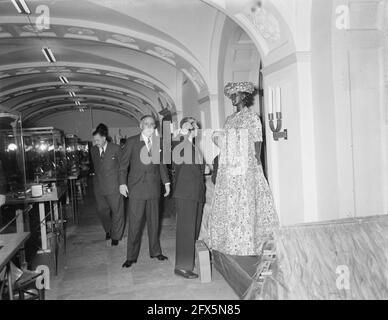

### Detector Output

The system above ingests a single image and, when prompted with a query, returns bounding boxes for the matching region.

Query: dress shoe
[174,269,199,279]
[151,254,168,261]
[122,260,137,268]
[111,240,119,246]
[105,232,111,240]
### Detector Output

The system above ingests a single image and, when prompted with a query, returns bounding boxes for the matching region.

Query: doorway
[221,24,268,178]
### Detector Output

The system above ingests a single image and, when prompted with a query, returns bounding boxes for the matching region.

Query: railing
[0,205,33,234]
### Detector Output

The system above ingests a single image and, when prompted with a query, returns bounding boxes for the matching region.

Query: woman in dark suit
[172,117,206,279]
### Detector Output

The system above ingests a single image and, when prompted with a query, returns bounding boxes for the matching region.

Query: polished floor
[46,187,238,300]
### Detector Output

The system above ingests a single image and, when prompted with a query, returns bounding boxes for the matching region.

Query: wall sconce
[268,87,288,141]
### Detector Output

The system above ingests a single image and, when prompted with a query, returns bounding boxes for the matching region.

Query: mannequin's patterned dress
[205,107,279,256]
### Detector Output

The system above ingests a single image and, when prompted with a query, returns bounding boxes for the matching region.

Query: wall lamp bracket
[268,112,288,141]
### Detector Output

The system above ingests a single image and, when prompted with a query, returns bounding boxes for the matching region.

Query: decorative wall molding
[181,67,207,94]
[261,51,311,76]
[198,95,210,105]
[247,7,281,43]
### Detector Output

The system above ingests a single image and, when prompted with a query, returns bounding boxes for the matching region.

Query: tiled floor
[46,190,238,300]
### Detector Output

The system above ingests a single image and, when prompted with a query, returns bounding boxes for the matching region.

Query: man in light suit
[120,115,170,268]
[91,123,125,246]
[172,117,206,279]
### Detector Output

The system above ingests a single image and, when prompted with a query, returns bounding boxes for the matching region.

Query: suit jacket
[172,135,206,203]
[0,160,7,194]
[91,142,121,196]
[119,134,170,200]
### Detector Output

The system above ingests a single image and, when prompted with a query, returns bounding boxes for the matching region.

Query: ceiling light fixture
[251,0,263,13]
[11,0,31,14]
[69,92,76,97]
[75,101,81,106]
[60,76,69,84]
[42,47,56,63]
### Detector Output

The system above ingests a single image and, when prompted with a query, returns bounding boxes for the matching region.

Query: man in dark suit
[91,123,125,246]
[172,117,206,279]
[120,115,170,268]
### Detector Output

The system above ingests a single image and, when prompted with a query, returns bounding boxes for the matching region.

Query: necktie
[147,137,152,156]
[100,148,105,159]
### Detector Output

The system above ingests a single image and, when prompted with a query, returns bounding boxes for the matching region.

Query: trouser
[175,199,204,271]
[126,198,162,261]
[95,193,125,241]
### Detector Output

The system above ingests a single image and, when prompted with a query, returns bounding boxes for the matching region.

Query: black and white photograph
[0,0,387,306]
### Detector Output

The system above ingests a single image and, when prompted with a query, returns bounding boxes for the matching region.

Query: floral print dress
[204,107,279,256]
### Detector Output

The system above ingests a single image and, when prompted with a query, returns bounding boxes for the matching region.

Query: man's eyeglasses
[143,121,156,128]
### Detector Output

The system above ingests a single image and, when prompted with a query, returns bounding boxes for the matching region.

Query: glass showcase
[22,127,67,183]
[77,140,90,176]
[0,106,26,199]
[65,134,80,177]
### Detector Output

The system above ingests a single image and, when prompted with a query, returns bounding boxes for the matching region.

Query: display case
[0,106,27,199]
[0,106,27,235]
[22,127,67,183]
[77,140,90,176]
[65,134,80,177]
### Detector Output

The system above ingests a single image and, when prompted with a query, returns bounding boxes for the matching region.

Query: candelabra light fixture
[268,87,288,141]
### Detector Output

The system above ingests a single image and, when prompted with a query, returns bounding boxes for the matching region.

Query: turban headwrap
[224,82,256,98]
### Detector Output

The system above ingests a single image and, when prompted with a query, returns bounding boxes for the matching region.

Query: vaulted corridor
[1,0,388,302]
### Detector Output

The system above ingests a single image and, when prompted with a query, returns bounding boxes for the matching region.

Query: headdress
[224,82,255,98]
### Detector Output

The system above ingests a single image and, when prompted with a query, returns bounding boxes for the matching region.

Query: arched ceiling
[0,0,219,125]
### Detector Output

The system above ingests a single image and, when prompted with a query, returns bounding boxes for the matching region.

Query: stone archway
[202,0,298,68]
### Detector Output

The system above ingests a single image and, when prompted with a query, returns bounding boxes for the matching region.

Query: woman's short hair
[93,123,109,137]
[180,117,201,129]
[180,117,194,129]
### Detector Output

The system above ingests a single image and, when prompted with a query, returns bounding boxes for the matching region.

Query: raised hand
[164,184,171,197]
[119,184,129,197]
[212,130,225,147]
[181,122,193,135]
